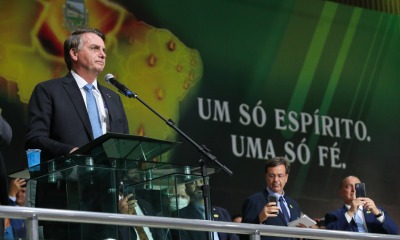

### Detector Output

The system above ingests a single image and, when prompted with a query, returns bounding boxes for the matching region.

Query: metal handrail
[0,206,399,240]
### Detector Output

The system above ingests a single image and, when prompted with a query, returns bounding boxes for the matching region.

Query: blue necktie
[84,84,102,139]
[355,207,366,232]
[279,196,290,223]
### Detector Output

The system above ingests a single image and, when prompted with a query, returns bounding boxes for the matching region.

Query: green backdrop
[0,0,398,227]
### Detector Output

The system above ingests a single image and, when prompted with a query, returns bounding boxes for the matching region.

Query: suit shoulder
[326,207,343,216]
[243,192,266,208]
[212,206,228,213]
[247,191,265,201]
[34,77,71,90]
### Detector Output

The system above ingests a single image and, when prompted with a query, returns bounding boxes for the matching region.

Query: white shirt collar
[344,204,363,211]
[266,187,285,199]
[71,70,99,90]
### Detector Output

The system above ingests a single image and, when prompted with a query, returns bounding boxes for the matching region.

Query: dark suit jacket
[241,189,301,240]
[0,116,12,235]
[25,72,129,240]
[25,72,129,161]
[172,203,239,240]
[9,198,26,238]
[0,116,12,205]
[325,205,399,234]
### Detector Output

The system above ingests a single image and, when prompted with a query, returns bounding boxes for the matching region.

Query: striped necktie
[279,196,290,223]
[355,207,366,232]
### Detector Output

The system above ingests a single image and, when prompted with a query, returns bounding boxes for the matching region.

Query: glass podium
[25,133,217,240]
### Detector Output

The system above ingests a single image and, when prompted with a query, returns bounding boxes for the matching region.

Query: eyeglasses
[267,173,287,179]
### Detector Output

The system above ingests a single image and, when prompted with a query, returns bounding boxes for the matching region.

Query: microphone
[104,73,135,98]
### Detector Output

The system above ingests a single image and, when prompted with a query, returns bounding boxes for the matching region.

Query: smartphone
[119,183,136,203]
[355,182,366,198]
[268,195,278,204]
[21,179,29,187]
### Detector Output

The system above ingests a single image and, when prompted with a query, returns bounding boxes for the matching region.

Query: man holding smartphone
[325,175,398,234]
[241,157,303,240]
[5,178,27,239]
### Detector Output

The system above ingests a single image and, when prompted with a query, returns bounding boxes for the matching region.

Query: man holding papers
[241,157,314,240]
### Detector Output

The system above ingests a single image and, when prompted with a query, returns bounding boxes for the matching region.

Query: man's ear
[70,48,78,61]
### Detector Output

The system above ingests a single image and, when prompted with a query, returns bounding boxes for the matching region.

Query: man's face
[185,179,204,202]
[174,184,190,201]
[166,184,190,211]
[265,164,288,195]
[72,32,106,75]
[339,176,361,204]
[16,189,26,206]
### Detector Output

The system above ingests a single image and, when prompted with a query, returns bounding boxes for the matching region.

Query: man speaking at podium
[25,27,129,240]
[26,27,129,161]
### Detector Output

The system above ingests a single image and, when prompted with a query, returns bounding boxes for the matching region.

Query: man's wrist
[375,210,383,218]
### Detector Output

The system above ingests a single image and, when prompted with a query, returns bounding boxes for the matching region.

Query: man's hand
[259,202,280,223]
[9,178,26,198]
[358,197,379,215]
[347,197,364,217]
[118,193,137,214]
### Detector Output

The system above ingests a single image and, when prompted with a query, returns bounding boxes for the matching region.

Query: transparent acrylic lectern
[27,133,217,240]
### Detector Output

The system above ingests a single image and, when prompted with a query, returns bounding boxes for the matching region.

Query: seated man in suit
[118,188,165,240]
[172,178,239,240]
[241,156,304,240]
[325,175,398,234]
[159,183,190,218]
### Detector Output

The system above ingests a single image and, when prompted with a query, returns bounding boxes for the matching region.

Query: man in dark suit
[0,115,12,235]
[241,157,302,240]
[325,175,398,234]
[25,27,129,240]
[25,27,129,161]
[173,179,239,240]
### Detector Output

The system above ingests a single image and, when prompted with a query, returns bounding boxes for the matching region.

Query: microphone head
[104,73,115,83]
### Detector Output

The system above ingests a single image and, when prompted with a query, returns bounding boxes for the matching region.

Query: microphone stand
[117,86,233,240]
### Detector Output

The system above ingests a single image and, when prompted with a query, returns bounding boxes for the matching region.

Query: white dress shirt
[72,70,109,134]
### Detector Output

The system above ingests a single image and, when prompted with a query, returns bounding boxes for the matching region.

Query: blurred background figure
[314,217,326,229]
[167,184,190,214]
[172,178,239,240]
[0,114,12,236]
[6,178,27,239]
[231,214,242,223]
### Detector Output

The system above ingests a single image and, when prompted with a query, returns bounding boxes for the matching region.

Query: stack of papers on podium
[288,214,317,227]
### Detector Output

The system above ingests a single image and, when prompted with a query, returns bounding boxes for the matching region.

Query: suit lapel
[98,85,113,130]
[341,205,358,231]
[62,74,93,139]
[363,209,376,231]
[286,199,294,223]
[212,208,226,240]
[212,207,218,221]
